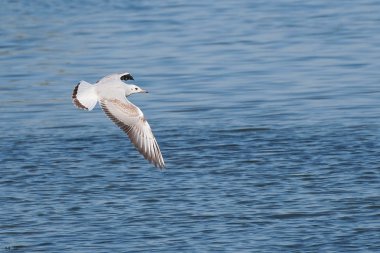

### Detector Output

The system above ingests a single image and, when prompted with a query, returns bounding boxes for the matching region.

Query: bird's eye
[135,88,138,90]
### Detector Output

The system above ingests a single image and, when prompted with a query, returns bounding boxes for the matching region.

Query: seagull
[72,72,165,169]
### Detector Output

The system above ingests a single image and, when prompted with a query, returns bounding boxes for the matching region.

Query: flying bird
[72,72,165,169]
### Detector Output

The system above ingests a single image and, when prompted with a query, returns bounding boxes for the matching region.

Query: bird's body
[72,72,165,169]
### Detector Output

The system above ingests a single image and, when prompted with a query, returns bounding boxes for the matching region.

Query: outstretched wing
[100,98,165,169]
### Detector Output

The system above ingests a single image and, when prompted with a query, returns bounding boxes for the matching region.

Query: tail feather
[72,81,98,111]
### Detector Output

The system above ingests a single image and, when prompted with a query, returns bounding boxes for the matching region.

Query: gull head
[126,84,148,96]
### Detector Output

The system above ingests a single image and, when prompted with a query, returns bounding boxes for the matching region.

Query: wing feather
[100,98,165,169]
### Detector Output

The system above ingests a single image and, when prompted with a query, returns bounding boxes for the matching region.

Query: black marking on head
[120,73,134,81]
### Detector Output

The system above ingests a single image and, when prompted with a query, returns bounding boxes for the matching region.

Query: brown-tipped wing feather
[100,98,165,169]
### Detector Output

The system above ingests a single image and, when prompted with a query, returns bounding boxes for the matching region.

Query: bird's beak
[141,89,148,93]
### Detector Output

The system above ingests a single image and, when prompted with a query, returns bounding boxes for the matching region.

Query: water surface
[1,0,379,252]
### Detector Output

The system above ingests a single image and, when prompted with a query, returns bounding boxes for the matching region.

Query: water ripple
[1,0,380,252]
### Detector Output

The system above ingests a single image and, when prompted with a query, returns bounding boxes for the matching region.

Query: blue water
[1,0,380,252]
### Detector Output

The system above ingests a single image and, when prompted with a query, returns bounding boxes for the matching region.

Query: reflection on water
[1,0,379,252]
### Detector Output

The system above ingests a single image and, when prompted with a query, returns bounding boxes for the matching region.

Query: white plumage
[72,72,165,169]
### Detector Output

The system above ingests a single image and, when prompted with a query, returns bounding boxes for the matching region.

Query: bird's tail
[72,81,98,111]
